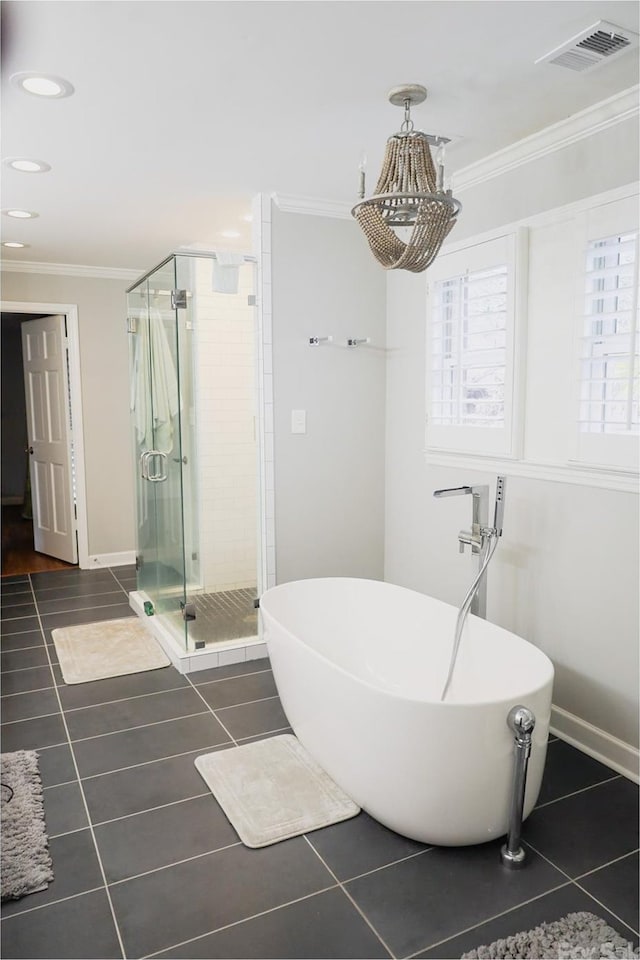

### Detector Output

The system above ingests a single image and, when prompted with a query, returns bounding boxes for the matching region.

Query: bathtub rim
[260,576,555,710]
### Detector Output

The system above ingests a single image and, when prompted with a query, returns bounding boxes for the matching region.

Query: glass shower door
[128,257,188,649]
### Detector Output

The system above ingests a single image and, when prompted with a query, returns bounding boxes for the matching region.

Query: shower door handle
[140,450,168,482]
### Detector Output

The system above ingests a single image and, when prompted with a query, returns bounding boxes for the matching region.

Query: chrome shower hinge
[171,289,188,310]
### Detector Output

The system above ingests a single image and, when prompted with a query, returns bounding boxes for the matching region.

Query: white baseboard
[84,550,136,569]
[551,704,639,783]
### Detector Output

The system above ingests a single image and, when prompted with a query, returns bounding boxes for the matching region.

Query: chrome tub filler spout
[433,475,507,701]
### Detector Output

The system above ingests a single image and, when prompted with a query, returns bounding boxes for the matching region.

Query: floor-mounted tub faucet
[434,476,507,700]
[433,480,504,617]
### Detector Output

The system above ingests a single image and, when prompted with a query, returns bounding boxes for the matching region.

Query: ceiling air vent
[535,20,639,72]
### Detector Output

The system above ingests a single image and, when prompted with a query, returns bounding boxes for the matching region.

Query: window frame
[425,228,527,458]
[570,199,639,473]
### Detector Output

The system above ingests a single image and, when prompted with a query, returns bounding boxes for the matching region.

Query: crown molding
[0,259,143,281]
[455,85,639,193]
[272,193,353,220]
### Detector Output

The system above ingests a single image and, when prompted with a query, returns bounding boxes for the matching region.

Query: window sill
[423,449,639,493]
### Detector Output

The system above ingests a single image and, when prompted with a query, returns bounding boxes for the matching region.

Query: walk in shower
[126,252,262,661]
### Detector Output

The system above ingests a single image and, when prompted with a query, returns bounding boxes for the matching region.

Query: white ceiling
[1,0,638,271]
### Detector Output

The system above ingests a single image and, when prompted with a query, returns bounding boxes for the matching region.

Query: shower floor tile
[0,567,638,960]
[186,586,258,646]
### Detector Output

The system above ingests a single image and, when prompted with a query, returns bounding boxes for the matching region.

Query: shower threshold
[129,589,267,675]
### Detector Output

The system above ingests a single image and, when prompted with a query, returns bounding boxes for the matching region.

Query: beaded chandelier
[352,84,461,273]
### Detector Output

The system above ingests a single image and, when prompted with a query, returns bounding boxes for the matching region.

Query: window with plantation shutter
[425,231,524,457]
[579,232,639,436]
[430,265,507,428]
[572,206,639,472]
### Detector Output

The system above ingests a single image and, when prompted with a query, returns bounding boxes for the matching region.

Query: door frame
[1,299,90,568]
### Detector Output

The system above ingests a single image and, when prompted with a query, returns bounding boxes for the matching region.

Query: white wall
[385,113,639,767]
[454,114,639,242]
[193,259,258,592]
[270,203,387,583]
[1,270,135,558]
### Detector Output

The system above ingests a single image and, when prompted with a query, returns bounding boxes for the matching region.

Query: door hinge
[127,316,138,334]
[73,503,77,519]
[247,294,257,307]
[171,289,188,310]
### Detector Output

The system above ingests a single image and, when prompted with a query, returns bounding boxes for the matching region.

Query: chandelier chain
[400,98,414,133]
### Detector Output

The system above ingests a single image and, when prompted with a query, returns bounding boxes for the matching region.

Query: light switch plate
[291,409,306,434]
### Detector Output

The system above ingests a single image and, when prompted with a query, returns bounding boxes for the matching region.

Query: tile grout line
[0,663,59,676]
[28,576,128,960]
[107,840,243,887]
[215,693,279,712]
[406,833,640,959]
[0,884,107,922]
[2,709,63,726]
[2,685,57,698]
[141,883,341,959]
[574,846,640,882]
[534,775,622,810]
[67,710,211,744]
[192,666,270,687]
[403,880,574,959]
[571,879,640,939]
[76,743,234,782]
[107,567,132,600]
[185,673,239,746]
[61,683,196,714]
[86,791,212,830]
[339,846,432,885]
[302,834,396,959]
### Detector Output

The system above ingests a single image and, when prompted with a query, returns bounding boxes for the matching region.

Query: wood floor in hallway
[1,504,77,577]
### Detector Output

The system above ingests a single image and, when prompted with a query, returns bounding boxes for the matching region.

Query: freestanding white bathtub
[260,577,554,846]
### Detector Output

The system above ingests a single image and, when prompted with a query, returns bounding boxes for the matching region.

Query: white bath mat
[52,617,170,684]
[195,734,360,848]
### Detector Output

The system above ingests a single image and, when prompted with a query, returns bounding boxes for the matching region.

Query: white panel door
[21,315,78,564]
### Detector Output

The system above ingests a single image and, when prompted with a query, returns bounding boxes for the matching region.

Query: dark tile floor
[1,566,638,959]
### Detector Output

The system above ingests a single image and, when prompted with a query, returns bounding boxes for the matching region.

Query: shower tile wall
[194,260,258,594]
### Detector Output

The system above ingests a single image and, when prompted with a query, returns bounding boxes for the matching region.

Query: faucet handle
[433,486,473,498]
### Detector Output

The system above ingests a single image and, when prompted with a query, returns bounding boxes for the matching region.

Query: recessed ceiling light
[11,72,74,98]
[220,230,241,239]
[2,241,30,249]
[2,209,39,219]
[4,157,51,173]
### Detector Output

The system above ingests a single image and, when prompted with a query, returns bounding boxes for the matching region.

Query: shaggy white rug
[195,734,360,848]
[1,751,54,901]
[463,911,639,959]
[52,617,170,684]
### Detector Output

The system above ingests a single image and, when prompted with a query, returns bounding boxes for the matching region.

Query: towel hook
[309,336,333,346]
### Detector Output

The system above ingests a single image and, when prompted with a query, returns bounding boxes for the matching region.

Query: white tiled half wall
[193,258,258,593]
